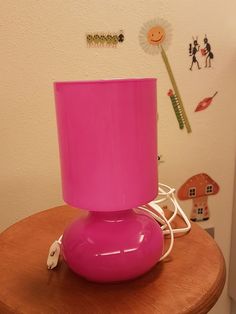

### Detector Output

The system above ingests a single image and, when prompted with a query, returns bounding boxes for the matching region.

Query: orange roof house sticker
[178,173,220,222]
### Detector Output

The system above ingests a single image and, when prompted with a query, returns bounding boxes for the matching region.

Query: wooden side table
[0,205,226,314]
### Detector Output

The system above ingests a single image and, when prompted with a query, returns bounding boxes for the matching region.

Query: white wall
[1,1,236,313]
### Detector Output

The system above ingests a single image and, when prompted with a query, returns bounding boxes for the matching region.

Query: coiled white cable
[138,203,174,261]
[156,183,191,235]
[138,182,191,261]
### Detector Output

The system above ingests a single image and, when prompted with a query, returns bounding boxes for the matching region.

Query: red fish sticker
[195,92,218,112]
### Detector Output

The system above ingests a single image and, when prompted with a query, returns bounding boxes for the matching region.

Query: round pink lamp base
[62,209,164,282]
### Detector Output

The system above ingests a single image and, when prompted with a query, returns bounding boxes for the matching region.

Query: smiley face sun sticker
[139,18,192,133]
[139,18,172,54]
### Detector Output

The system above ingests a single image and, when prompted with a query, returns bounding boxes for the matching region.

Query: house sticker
[177,173,220,222]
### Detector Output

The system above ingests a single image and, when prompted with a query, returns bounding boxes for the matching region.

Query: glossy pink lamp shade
[54,78,158,211]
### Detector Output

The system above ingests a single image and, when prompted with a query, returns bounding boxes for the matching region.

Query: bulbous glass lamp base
[62,208,164,283]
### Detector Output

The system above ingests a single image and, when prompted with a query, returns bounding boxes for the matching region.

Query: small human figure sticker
[189,37,201,71]
[202,35,214,68]
[189,35,214,70]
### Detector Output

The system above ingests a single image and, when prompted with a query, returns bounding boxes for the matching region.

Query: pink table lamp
[54,78,163,282]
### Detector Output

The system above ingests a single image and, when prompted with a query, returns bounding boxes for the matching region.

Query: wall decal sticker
[167,89,184,129]
[118,33,125,43]
[86,31,124,47]
[201,35,214,68]
[139,18,192,133]
[189,36,201,70]
[195,92,218,112]
[178,173,220,222]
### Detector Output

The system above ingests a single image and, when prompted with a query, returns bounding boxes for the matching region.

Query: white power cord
[138,203,174,261]
[47,182,191,269]
[157,183,191,234]
[138,182,191,261]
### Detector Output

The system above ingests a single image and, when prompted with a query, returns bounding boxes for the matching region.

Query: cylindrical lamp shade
[54,78,158,211]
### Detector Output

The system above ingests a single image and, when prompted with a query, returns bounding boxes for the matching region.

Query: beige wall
[1,1,236,313]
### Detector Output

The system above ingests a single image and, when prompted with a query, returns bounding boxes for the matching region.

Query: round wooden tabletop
[0,205,225,314]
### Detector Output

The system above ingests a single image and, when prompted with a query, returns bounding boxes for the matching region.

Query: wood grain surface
[0,205,226,314]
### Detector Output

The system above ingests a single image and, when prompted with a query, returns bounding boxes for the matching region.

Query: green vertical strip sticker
[161,46,192,133]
